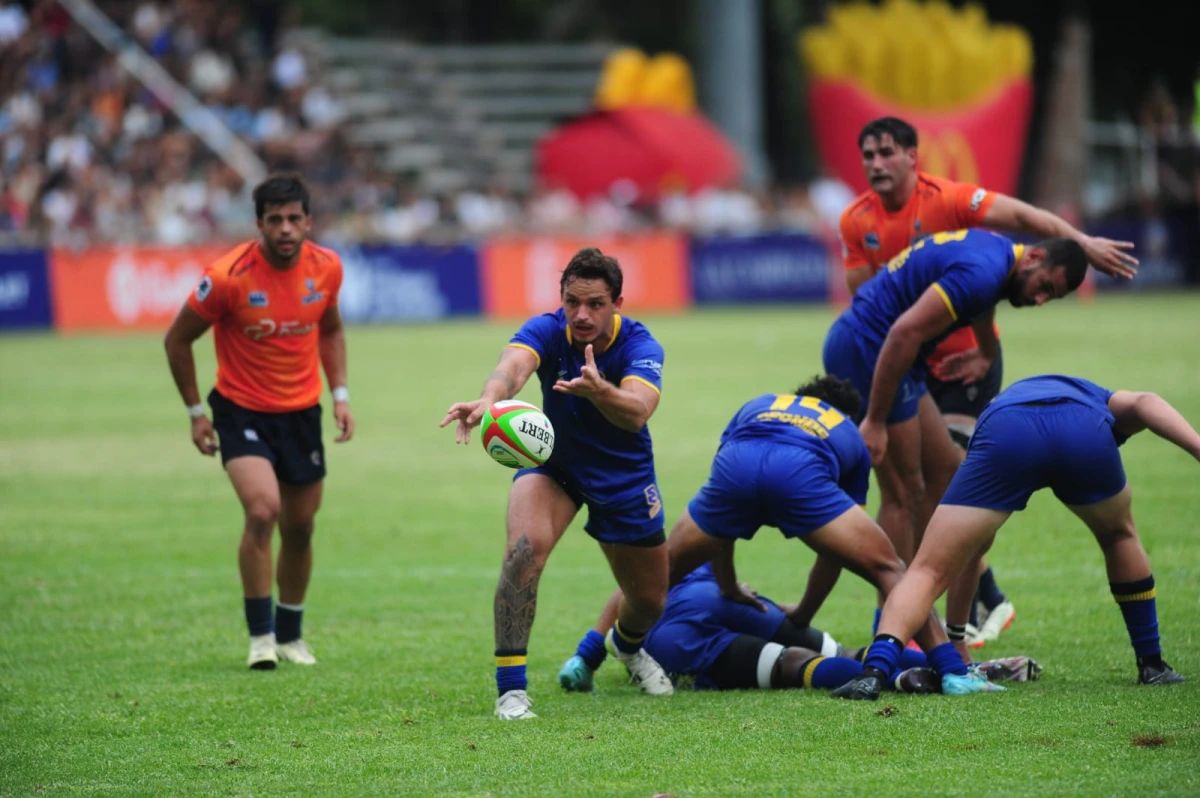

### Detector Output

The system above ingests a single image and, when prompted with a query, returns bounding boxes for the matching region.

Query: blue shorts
[822,315,926,424]
[942,400,1128,512]
[514,464,665,545]
[644,577,787,690]
[687,441,857,540]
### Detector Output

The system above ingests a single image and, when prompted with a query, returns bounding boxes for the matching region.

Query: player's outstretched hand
[1081,235,1138,280]
[935,349,991,385]
[860,418,887,466]
[441,398,488,444]
[333,401,355,443]
[192,415,218,456]
[722,582,767,612]
[554,344,606,398]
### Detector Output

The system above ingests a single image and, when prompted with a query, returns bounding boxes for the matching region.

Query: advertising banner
[334,243,482,322]
[49,245,230,332]
[0,249,53,330]
[690,233,831,304]
[481,232,689,317]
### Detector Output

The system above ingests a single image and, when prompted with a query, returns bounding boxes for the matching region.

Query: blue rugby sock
[575,630,608,671]
[496,649,528,696]
[1111,576,1162,667]
[275,602,303,644]
[927,642,969,677]
[244,596,273,637]
[803,656,866,689]
[977,567,1007,611]
[862,634,904,676]
[611,620,645,655]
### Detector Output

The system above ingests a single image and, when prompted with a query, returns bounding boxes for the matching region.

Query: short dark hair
[253,173,310,219]
[858,117,918,151]
[1036,237,1089,291]
[560,247,623,301]
[795,374,862,419]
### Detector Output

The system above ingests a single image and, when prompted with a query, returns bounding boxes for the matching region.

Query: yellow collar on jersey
[565,314,623,349]
[1010,244,1026,276]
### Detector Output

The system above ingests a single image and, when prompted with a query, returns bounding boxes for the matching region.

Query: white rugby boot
[276,638,317,665]
[606,629,674,696]
[247,633,278,670]
[495,690,537,720]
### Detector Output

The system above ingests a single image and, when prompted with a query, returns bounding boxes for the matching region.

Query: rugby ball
[481,400,555,469]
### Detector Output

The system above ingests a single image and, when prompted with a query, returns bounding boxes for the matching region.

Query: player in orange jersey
[838,117,1138,646]
[164,174,355,671]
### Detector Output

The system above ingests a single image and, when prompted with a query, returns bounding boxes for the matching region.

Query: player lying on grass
[559,374,998,695]
[833,375,1199,700]
[558,562,1041,693]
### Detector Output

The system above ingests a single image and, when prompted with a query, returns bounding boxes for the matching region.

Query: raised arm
[553,344,661,432]
[441,345,540,444]
[983,194,1138,280]
[1109,391,1200,461]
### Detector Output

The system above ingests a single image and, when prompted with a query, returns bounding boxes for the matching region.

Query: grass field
[2,294,1199,797]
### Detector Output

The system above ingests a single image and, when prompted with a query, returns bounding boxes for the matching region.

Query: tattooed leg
[495,535,540,651]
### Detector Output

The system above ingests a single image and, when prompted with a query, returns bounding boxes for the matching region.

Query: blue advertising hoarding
[334,243,482,323]
[690,233,831,304]
[0,249,53,330]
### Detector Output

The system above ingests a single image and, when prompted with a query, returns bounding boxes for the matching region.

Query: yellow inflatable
[595,48,696,113]
[798,0,1032,110]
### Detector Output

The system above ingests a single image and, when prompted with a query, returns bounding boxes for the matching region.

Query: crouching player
[834,375,1198,700]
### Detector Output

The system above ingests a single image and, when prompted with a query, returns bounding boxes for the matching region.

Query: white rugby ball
[480,400,556,469]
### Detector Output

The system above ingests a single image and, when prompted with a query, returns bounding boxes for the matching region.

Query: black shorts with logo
[208,389,326,485]
[926,342,1004,419]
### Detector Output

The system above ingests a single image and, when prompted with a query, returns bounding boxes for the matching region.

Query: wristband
[332,386,350,403]
[186,403,206,419]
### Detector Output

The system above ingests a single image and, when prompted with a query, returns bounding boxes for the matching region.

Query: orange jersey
[187,240,343,413]
[839,173,998,368]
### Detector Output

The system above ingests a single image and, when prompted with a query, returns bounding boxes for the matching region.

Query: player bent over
[560,375,993,695]
[442,248,674,720]
[561,563,1041,693]
[834,375,1197,700]
[164,174,355,670]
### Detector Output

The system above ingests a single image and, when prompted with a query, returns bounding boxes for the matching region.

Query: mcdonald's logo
[919,128,979,184]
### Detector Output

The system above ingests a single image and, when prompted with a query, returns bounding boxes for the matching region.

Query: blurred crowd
[0,0,1197,249]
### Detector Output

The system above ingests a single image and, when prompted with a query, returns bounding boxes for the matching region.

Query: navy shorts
[687,440,857,540]
[927,343,1004,418]
[208,389,325,485]
[822,315,926,424]
[941,400,1127,512]
[514,464,666,546]
[643,577,787,690]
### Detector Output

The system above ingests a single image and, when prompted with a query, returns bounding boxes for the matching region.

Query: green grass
[2,294,1199,797]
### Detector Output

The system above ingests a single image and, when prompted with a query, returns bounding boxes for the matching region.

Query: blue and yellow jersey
[718,392,871,505]
[842,228,1019,361]
[508,309,664,504]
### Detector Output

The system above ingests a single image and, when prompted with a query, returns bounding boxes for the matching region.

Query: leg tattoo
[495,535,539,651]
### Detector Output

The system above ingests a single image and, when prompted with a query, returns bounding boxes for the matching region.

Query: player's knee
[243,496,280,533]
[280,518,315,548]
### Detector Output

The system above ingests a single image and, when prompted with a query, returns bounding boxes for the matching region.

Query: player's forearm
[1137,395,1200,460]
[480,365,523,404]
[866,330,922,424]
[592,589,623,635]
[790,555,841,628]
[588,382,651,432]
[970,309,999,360]
[164,339,202,407]
[319,329,348,392]
[1004,201,1085,243]
[845,266,873,296]
[709,539,740,596]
